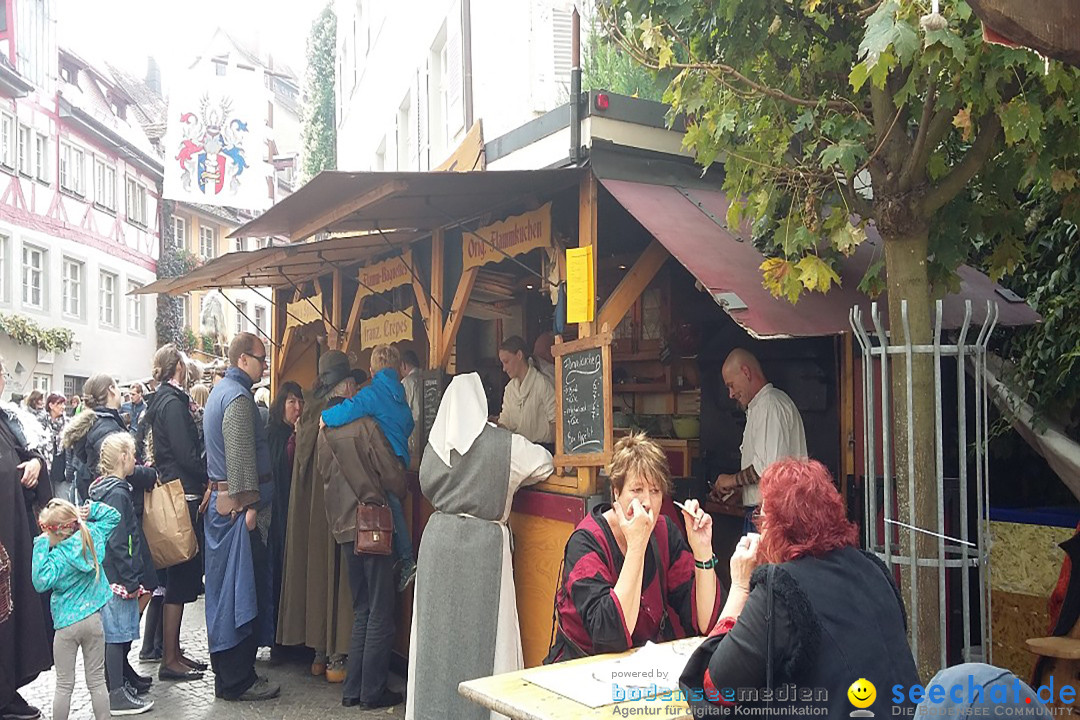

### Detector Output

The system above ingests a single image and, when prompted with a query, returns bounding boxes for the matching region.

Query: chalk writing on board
[560,347,605,455]
[421,373,443,440]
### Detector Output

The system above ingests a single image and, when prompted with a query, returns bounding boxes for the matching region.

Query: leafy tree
[301,4,337,181]
[583,13,666,101]
[602,0,1080,676]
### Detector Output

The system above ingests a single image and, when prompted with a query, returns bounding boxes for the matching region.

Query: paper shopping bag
[142,480,198,569]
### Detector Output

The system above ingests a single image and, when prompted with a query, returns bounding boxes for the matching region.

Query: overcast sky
[56,0,324,87]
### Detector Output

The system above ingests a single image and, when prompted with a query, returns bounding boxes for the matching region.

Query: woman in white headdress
[405,373,553,720]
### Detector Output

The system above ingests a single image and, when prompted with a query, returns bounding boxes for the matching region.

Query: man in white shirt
[496,336,556,446]
[399,349,422,469]
[711,348,808,532]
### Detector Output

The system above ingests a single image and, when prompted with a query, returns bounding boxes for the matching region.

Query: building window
[17,125,31,176]
[214,61,226,76]
[94,160,116,210]
[200,226,216,260]
[267,101,273,129]
[235,300,248,335]
[233,236,246,253]
[0,113,14,169]
[179,294,189,329]
[396,93,412,170]
[125,177,147,226]
[63,375,87,398]
[21,245,44,309]
[59,142,86,195]
[99,271,117,327]
[254,305,266,335]
[32,373,50,393]
[34,134,48,182]
[127,281,143,333]
[172,216,187,248]
[62,258,83,318]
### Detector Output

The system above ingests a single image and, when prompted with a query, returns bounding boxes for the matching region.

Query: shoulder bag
[355,502,393,555]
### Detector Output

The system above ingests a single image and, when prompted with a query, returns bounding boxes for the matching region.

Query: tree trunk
[882,226,942,682]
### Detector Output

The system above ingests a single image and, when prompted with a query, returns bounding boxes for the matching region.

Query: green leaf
[986,237,1026,281]
[858,0,901,66]
[858,259,887,297]
[726,199,744,230]
[927,152,948,180]
[820,140,864,178]
[999,100,1043,145]
[849,61,871,93]
[830,222,868,256]
[923,27,967,63]
[796,255,842,293]
[868,50,896,89]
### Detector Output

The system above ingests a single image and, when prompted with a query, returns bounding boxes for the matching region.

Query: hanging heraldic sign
[163,73,274,211]
[361,309,414,350]
[357,251,413,299]
[463,202,552,271]
[553,331,613,467]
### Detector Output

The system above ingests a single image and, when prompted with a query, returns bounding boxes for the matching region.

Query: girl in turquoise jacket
[32,499,119,720]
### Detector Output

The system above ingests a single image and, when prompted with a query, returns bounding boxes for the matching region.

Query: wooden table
[458,639,699,720]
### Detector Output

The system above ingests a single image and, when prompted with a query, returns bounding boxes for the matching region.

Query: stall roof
[229,168,583,241]
[600,178,1041,338]
[134,230,424,295]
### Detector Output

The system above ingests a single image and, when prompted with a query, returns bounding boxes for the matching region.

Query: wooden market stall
[142,137,1040,670]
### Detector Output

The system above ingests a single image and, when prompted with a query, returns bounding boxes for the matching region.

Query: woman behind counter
[678,458,919,718]
[545,433,722,663]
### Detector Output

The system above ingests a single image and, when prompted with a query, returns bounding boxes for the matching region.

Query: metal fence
[850,298,1000,670]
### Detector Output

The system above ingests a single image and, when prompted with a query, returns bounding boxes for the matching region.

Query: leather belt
[210,481,230,492]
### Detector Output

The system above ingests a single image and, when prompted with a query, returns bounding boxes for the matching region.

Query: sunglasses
[246,353,267,366]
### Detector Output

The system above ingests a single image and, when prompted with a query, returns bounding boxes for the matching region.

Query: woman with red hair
[679,458,919,717]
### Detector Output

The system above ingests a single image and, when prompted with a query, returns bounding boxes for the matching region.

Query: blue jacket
[32,502,120,629]
[321,368,415,466]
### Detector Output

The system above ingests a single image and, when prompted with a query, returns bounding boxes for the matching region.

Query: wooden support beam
[439,266,479,370]
[577,172,598,339]
[291,180,407,242]
[412,275,431,328]
[342,292,367,356]
[429,230,445,370]
[330,268,343,348]
[596,239,668,334]
[275,325,296,378]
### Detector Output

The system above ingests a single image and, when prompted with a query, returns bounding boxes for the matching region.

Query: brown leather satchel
[355,502,393,555]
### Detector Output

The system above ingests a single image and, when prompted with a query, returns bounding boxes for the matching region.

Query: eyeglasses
[246,353,267,366]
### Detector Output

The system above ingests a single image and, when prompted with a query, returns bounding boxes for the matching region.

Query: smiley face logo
[848,678,877,710]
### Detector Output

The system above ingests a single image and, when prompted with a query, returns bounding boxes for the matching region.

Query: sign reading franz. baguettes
[285,290,324,329]
[463,202,552,271]
[360,308,413,350]
[357,251,414,299]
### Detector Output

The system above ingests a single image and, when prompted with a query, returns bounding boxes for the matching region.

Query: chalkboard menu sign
[419,370,447,450]
[553,332,613,467]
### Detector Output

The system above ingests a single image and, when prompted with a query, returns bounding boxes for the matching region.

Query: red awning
[600,178,1040,339]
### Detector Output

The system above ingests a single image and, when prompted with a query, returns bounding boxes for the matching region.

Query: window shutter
[417,63,430,170]
[552,7,573,99]
[446,10,464,135]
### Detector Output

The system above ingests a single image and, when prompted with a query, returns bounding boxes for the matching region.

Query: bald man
[711,348,808,532]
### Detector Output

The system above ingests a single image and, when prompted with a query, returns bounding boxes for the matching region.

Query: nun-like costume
[405,373,553,720]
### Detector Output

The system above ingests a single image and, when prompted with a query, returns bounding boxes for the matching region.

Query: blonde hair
[370,344,400,375]
[98,432,136,478]
[606,432,672,496]
[189,383,210,408]
[39,499,100,580]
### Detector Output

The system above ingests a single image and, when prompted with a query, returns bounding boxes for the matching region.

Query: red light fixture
[595,92,610,111]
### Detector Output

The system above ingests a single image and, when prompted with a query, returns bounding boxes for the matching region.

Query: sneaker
[235,676,281,702]
[124,679,151,697]
[108,687,154,715]
[360,689,403,709]
[398,559,417,592]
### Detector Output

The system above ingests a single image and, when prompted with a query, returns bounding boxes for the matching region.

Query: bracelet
[694,554,719,570]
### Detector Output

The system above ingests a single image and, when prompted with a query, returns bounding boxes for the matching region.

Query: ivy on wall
[156,200,202,351]
[0,312,75,352]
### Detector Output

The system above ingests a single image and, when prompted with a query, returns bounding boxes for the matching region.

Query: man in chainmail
[201,332,279,702]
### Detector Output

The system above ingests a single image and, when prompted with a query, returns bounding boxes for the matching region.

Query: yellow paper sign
[566,246,595,324]
[360,308,414,350]
[285,290,324,329]
[357,251,413,299]
[463,202,552,271]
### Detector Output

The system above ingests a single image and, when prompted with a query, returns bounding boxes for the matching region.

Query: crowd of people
[0,339,1053,720]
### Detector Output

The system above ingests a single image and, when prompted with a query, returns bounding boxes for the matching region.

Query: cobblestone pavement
[22,599,406,720]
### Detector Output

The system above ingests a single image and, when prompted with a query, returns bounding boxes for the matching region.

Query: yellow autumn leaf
[830,222,868,256]
[760,257,803,304]
[952,107,973,142]
[795,255,841,294]
[1050,169,1077,193]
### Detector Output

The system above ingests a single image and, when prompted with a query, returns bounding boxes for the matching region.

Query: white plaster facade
[335,0,578,171]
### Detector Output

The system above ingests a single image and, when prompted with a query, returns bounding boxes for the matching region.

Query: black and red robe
[544,503,723,663]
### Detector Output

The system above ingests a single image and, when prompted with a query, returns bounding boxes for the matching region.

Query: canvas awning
[134,230,423,295]
[599,178,1040,339]
[228,168,583,241]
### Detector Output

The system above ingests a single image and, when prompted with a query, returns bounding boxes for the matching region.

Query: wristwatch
[694,554,719,570]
